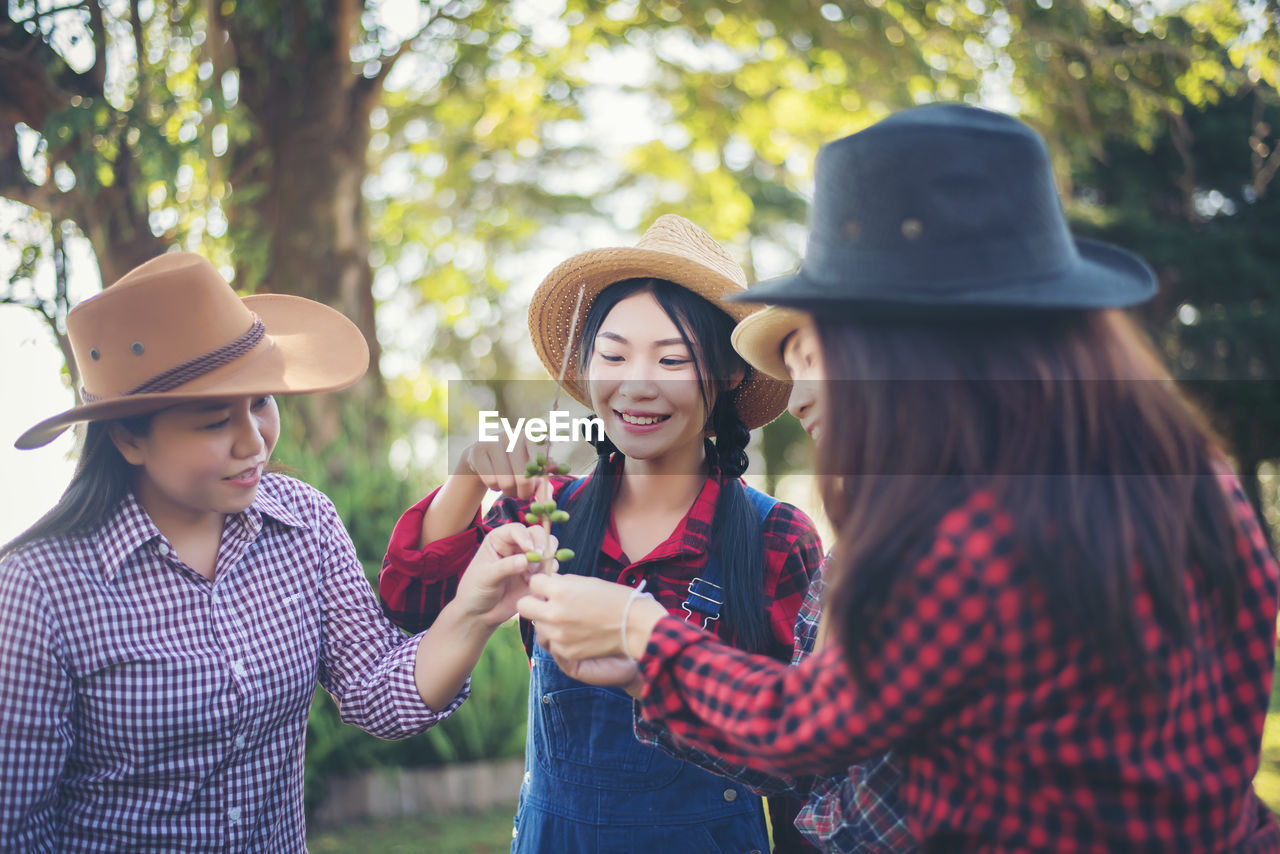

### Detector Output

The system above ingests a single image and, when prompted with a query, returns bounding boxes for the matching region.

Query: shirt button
[722,788,738,802]
[156,543,170,557]
[227,806,241,823]
[541,695,551,705]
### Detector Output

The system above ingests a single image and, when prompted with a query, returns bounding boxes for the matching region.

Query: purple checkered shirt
[0,473,465,852]
[636,552,916,853]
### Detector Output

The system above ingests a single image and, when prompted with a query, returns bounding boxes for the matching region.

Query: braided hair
[557,278,771,652]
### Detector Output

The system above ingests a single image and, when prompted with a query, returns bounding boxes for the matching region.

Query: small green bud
[524,551,543,562]
[525,462,542,477]
[524,513,540,525]
[536,454,546,466]
[555,548,575,562]
[550,510,570,523]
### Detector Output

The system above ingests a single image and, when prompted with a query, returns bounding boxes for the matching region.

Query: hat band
[80,317,266,403]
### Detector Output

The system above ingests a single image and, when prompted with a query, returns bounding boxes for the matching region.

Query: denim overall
[511,481,778,853]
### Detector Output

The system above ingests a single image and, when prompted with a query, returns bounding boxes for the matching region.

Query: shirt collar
[598,465,727,565]
[95,475,309,582]
[97,491,163,582]
[249,474,310,531]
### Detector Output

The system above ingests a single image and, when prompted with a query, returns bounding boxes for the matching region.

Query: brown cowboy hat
[16,252,369,449]
[527,214,790,431]
[730,306,810,382]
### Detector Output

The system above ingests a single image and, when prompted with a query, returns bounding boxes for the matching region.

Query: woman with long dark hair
[515,106,1280,851]
[379,215,823,852]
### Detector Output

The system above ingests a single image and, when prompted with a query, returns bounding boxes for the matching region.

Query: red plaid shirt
[636,475,1280,853]
[380,468,823,848]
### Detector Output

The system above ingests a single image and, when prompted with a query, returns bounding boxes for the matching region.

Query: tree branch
[1250,93,1280,199]
[86,0,106,92]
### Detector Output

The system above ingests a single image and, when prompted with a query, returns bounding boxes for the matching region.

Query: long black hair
[0,416,151,560]
[556,278,772,653]
[816,309,1243,687]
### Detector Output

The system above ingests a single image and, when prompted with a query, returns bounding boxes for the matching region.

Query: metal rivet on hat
[89,348,100,360]
[842,219,860,240]
[901,218,923,240]
[131,341,145,355]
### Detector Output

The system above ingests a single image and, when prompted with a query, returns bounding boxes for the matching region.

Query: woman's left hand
[552,652,643,693]
[518,573,664,662]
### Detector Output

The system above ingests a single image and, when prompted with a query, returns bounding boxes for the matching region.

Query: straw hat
[731,307,809,382]
[527,215,790,430]
[16,252,369,449]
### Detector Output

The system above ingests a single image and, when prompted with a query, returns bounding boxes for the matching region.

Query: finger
[534,477,554,506]
[481,552,532,582]
[526,526,558,554]
[514,475,539,501]
[526,571,559,598]
[516,593,551,622]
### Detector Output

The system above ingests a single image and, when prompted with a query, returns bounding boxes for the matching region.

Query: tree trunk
[219,0,386,462]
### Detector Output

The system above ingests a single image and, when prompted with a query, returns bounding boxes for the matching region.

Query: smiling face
[110,395,280,530]
[585,290,712,470]
[781,317,827,443]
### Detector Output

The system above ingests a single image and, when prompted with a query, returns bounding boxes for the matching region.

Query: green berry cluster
[522,454,574,565]
[524,454,560,478]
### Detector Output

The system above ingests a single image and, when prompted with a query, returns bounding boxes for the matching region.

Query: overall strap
[682,484,779,628]
[550,476,588,541]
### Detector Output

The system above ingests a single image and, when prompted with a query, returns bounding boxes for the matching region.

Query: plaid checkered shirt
[635,552,916,853]
[634,474,1280,852]
[0,473,464,852]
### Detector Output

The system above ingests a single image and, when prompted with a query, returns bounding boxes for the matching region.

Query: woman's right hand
[456,522,557,630]
[458,435,548,500]
[517,573,667,664]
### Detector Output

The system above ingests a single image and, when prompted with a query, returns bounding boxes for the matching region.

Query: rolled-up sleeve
[317,497,468,739]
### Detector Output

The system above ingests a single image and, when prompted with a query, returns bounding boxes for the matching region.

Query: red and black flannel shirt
[380,467,824,851]
[636,475,1280,853]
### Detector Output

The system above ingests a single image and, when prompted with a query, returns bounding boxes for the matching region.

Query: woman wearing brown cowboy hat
[378,215,824,852]
[0,253,549,851]
[516,105,1280,852]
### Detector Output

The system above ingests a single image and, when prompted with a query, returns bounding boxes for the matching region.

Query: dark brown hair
[1,416,152,560]
[815,309,1241,685]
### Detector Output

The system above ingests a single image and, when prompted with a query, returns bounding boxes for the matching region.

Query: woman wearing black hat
[515,105,1280,851]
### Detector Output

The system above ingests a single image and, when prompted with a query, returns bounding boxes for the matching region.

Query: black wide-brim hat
[733,104,1157,313]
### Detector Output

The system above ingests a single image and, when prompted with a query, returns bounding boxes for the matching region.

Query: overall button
[722,788,738,802]
[541,695,550,704]
[523,771,531,784]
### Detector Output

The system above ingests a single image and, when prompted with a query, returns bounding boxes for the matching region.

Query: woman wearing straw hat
[379,215,824,852]
[0,253,548,851]
[516,105,1280,851]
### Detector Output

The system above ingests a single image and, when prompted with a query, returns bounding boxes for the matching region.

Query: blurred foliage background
[3,0,1279,814]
